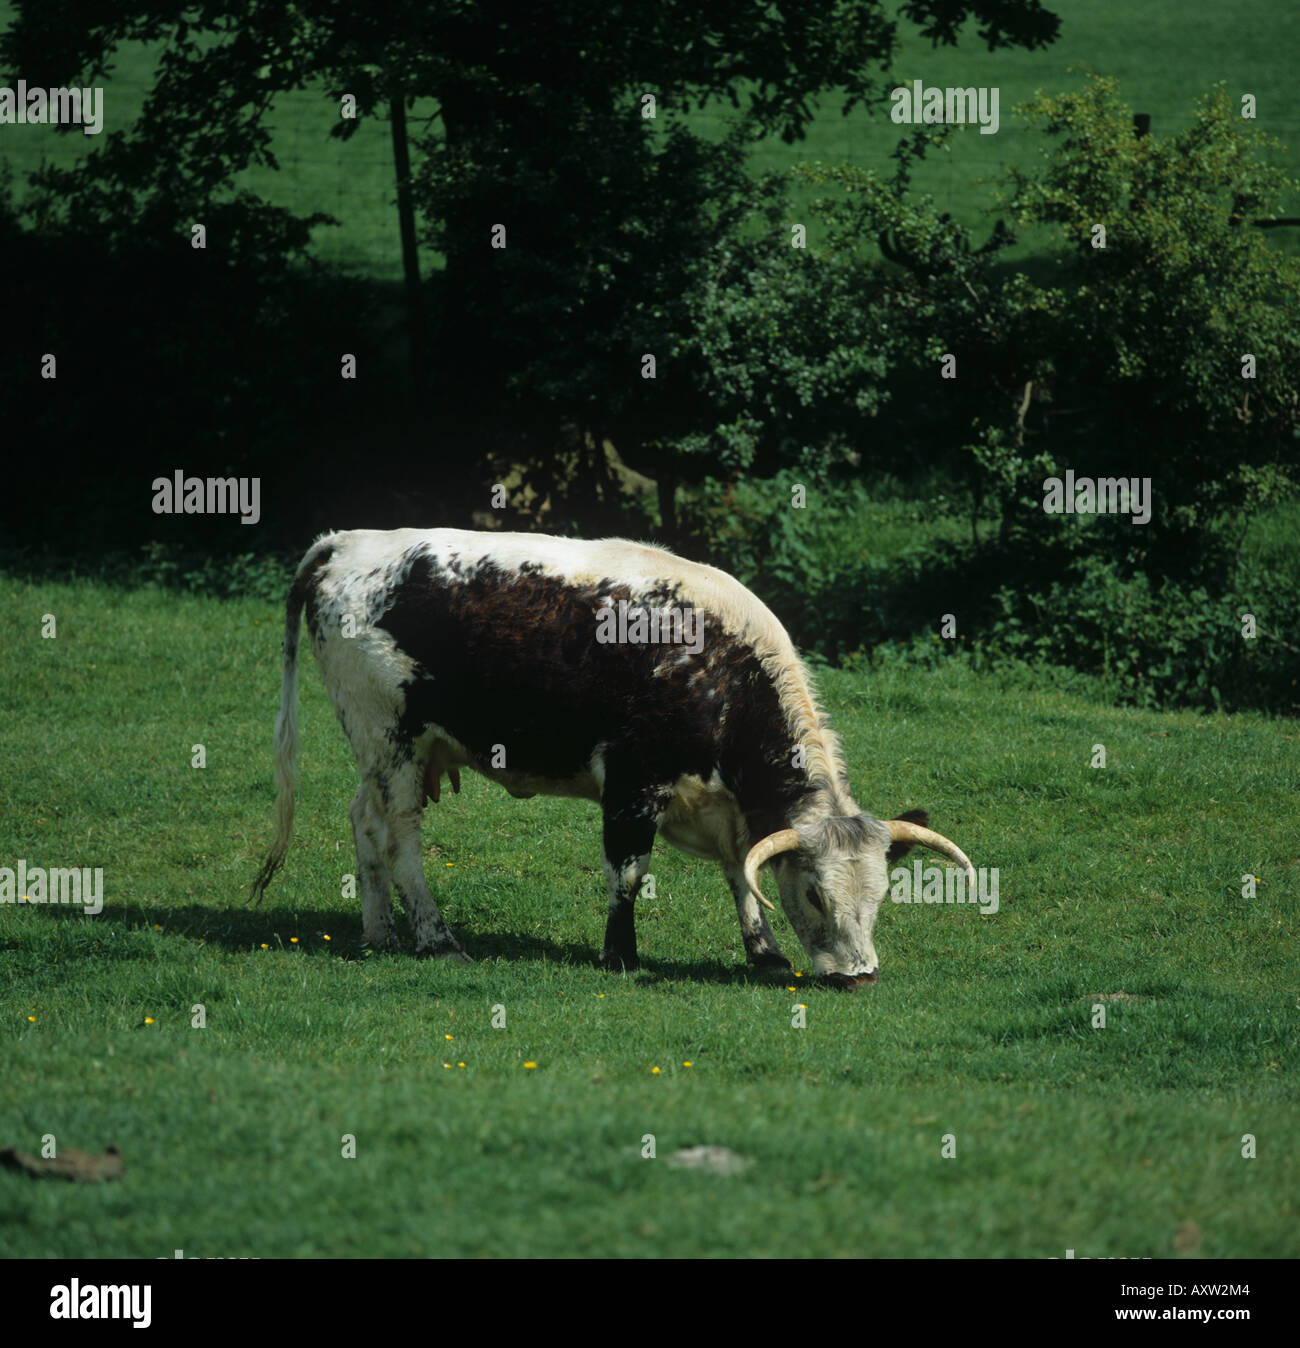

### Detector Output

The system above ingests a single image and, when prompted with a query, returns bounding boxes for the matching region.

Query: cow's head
[743,810,974,989]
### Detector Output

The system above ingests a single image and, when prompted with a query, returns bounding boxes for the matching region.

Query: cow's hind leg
[380,761,470,961]
[351,783,398,949]
[723,861,792,975]
[599,783,659,972]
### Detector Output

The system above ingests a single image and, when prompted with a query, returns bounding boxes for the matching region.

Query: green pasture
[0,576,1295,1256]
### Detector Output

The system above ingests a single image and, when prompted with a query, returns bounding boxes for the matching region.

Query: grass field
[2,1,1297,1261]
[4,0,1298,277]
[1,576,1296,1257]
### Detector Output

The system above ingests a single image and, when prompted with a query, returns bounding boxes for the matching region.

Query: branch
[1256,625,1300,655]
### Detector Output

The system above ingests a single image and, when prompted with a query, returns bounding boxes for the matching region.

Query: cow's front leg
[723,860,792,975]
[599,806,657,973]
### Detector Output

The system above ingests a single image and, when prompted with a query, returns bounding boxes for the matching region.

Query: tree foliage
[1003,80,1300,555]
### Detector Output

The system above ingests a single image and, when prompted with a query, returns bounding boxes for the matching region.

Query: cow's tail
[250,545,322,904]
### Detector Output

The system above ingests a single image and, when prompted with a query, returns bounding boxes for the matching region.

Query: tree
[3,1,1064,536]
[999,77,1300,577]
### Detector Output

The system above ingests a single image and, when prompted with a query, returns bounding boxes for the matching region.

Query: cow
[250,528,975,989]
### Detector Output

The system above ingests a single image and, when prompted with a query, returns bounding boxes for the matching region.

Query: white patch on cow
[771,845,888,979]
[589,743,609,796]
[308,549,421,775]
[603,852,650,905]
[658,771,747,863]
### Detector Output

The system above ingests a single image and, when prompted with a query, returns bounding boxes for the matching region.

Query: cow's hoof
[821,970,877,991]
[747,952,794,977]
[601,950,640,973]
[415,944,472,962]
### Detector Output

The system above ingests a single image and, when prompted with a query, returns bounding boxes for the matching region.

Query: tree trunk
[389,94,423,383]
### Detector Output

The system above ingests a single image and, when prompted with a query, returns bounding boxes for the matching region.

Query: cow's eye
[806,886,825,914]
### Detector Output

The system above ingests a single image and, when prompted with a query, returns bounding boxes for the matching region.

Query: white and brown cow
[251,528,974,988]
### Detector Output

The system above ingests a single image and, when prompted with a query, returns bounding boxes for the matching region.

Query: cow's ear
[886,808,930,863]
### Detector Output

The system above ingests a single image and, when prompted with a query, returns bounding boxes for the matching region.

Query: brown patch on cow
[375,552,816,832]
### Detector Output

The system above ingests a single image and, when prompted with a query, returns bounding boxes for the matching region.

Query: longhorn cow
[251,529,975,988]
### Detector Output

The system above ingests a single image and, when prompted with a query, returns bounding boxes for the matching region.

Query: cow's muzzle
[821,970,878,991]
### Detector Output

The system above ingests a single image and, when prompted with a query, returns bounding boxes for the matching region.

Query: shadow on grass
[45,903,777,989]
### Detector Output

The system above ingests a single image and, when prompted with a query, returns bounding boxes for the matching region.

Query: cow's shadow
[34,902,775,988]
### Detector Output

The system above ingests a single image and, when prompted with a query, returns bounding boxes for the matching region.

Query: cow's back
[299,528,804,796]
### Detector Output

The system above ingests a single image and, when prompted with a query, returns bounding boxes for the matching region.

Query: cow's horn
[887,820,976,881]
[742,829,801,911]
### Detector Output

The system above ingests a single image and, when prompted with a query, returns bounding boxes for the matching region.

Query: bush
[0,543,297,604]
[678,474,1299,714]
[980,553,1300,713]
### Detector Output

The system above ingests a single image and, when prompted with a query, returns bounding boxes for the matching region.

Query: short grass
[1,576,1296,1257]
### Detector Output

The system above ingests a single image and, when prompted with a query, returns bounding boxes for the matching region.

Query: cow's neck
[730,719,856,841]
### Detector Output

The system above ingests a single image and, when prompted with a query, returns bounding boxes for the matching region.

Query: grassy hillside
[1,577,1295,1256]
